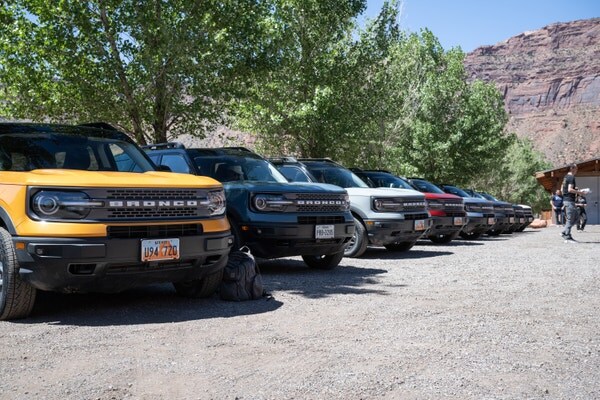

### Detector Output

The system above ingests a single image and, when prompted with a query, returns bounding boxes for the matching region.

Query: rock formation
[464,18,600,167]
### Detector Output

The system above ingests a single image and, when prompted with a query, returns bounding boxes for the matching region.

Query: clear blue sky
[363,0,600,52]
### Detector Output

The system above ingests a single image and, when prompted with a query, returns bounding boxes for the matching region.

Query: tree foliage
[0,0,271,144]
[469,137,552,213]
[230,0,367,158]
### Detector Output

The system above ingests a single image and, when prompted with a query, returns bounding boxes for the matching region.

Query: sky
[362,0,600,52]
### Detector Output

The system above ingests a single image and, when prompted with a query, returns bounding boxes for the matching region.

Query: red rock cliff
[464,18,600,167]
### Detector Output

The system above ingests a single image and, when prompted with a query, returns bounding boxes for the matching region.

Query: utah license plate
[315,225,335,239]
[487,217,495,225]
[453,217,464,226]
[141,238,180,262]
[414,220,426,231]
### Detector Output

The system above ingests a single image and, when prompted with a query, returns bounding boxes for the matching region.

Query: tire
[428,234,454,244]
[384,241,414,252]
[302,251,344,270]
[344,217,368,258]
[459,231,481,240]
[229,218,244,251]
[173,268,224,298]
[0,227,36,320]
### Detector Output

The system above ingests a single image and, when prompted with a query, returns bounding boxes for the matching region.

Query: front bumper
[426,215,467,238]
[461,213,495,235]
[365,217,432,246]
[240,221,354,259]
[14,232,233,293]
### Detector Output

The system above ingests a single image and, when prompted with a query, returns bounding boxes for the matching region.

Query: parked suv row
[269,158,431,257]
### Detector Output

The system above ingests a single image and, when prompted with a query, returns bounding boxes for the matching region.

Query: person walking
[550,189,564,225]
[561,163,586,242]
[575,190,587,231]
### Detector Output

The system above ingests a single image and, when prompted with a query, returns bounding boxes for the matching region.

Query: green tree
[231,0,367,158]
[373,30,511,184]
[0,0,270,144]
[469,137,552,213]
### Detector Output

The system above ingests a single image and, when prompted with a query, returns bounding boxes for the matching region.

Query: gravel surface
[1,225,599,400]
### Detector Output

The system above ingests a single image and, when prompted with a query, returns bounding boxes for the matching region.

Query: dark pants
[554,208,563,225]
[562,201,577,237]
[577,209,587,230]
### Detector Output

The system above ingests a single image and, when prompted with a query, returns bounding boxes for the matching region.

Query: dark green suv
[145,145,354,269]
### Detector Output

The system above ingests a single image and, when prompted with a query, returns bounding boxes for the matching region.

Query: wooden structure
[536,158,600,225]
[535,158,600,192]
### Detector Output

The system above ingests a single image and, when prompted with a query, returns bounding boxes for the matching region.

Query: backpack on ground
[220,247,265,301]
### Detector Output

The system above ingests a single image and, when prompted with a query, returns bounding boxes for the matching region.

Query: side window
[109,143,143,172]
[148,154,161,165]
[161,154,191,174]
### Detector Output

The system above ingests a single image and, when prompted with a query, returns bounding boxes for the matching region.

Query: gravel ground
[1,225,599,400]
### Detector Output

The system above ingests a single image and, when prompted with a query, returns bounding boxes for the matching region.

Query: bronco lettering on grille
[109,200,199,207]
[297,200,346,206]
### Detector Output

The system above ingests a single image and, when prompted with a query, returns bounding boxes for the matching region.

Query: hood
[422,192,462,201]
[346,187,425,199]
[223,181,347,194]
[2,170,222,189]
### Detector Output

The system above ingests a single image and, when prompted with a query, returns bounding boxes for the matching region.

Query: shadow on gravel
[358,247,453,260]
[258,259,390,298]
[20,285,283,326]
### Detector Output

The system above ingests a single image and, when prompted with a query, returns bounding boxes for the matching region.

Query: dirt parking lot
[1,225,599,400]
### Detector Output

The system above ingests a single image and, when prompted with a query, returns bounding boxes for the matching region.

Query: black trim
[0,207,16,234]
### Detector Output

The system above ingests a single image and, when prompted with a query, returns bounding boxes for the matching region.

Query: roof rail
[269,156,298,163]
[142,142,186,150]
[222,146,253,152]
[77,122,118,131]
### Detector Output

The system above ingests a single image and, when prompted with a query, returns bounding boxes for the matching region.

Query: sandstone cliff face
[464,18,600,167]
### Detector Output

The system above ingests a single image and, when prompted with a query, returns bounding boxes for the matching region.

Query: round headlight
[254,196,268,210]
[34,194,60,216]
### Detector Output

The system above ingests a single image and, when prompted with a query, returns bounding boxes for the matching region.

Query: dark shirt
[561,174,576,202]
[551,194,563,208]
[576,196,587,210]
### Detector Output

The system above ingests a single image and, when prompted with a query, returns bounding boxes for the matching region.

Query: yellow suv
[0,123,232,320]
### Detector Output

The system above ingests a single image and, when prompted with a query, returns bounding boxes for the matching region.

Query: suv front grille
[108,207,199,219]
[293,193,349,213]
[404,212,430,220]
[107,224,203,239]
[297,216,346,225]
[106,189,198,199]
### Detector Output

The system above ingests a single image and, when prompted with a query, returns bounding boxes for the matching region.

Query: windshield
[276,165,315,183]
[193,155,288,183]
[0,131,154,172]
[302,163,369,188]
[367,173,415,189]
[441,185,470,198]
[410,179,445,194]
[480,192,499,201]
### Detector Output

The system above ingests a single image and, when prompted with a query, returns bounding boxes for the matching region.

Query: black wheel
[384,241,414,252]
[302,251,344,270]
[344,217,368,258]
[428,234,453,244]
[459,231,481,240]
[0,227,36,320]
[173,269,224,298]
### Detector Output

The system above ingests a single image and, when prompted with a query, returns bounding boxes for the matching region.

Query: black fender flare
[0,207,17,234]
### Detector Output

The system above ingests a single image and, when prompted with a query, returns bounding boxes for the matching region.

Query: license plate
[315,225,335,239]
[414,219,426,231]
[510,217,515,223]
[453,217,463,226]
[487,217,495,225]
[520,217,525,223]
[141,238,180,262]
